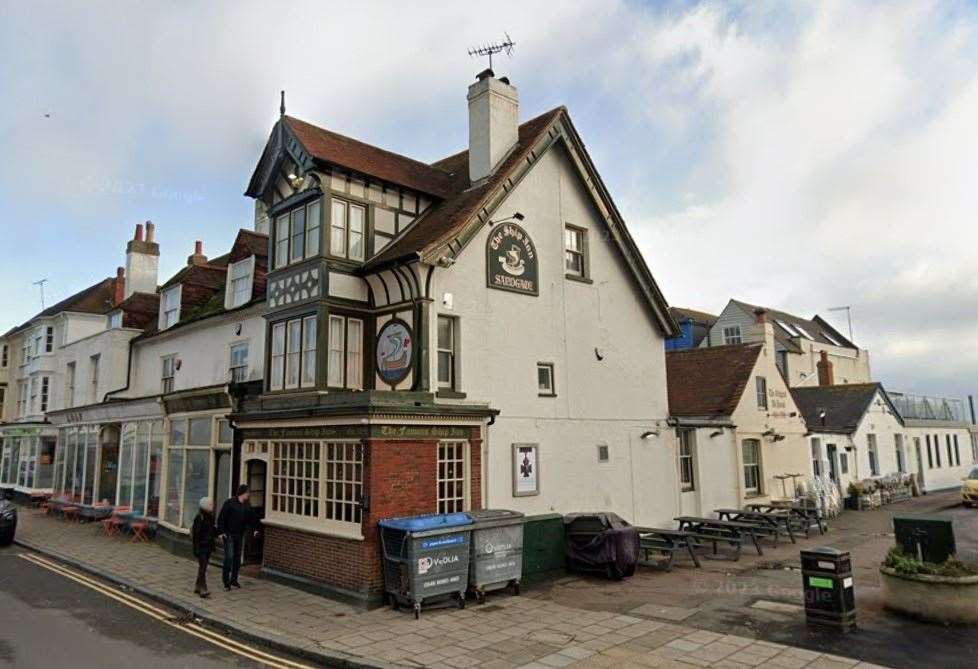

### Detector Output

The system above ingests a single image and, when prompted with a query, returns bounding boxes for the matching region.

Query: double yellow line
[18,552,317,669]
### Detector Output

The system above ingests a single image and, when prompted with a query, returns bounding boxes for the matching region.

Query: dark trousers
[195,552,211,593]
[222,534,242,587]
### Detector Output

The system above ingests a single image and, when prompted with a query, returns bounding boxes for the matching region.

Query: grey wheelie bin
[378,512,473,618]
[467,509,525,603]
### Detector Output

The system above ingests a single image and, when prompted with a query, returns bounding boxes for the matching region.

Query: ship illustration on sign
[376,319,413,385]
[499,244,526,276]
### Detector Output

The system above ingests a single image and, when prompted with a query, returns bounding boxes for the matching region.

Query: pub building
[235,71,677,603]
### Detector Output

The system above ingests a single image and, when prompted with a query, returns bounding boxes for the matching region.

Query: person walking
[191,497,218,598]
[217,484,252,591]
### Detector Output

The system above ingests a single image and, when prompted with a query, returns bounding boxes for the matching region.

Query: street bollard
[800,547,856,632]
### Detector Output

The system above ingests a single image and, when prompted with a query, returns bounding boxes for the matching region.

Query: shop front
[0,424,56,503]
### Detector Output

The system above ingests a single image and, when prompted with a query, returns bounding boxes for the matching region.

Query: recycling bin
[801,546,856,631]
[378,512,473,618]
[467,509,525,603]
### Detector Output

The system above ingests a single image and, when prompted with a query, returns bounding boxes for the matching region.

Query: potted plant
[880,548,978,624]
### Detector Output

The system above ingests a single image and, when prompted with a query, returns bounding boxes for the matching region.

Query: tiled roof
[283,116,455,198]
[791,383,898,434]
[666,344,762,417]
[669,307,718,326]
[116,292,160,330]
[363,108,564,270]
[4,278,118,336]
[731,299,855,351]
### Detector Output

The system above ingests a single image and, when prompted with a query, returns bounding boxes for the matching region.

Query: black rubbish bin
[801,546,856,631]
[564,512,639,580]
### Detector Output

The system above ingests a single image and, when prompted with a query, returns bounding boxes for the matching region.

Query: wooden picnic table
[745,503,826,536]
[714,508,796,544]
[674,516,765,559]
[634,527,704,570]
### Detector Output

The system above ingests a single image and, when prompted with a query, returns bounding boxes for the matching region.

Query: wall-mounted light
[640,430,659,440]
[709,430,724,438]
[437,256,456,268]
[486,211,525,226]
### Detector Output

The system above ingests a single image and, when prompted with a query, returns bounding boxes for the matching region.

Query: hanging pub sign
[376,318,413,387]
[486,222,539,296]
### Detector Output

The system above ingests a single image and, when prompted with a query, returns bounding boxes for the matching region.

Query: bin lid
[800,546,848,558]
[467,509,524,521]
[379,512,473,532]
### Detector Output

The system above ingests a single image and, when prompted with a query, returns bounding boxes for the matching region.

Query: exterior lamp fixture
[640,430,659,439]
[709,430,724,438]
[486,211,525,226]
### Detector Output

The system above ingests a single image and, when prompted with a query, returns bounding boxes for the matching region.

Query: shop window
[679,429,696,491]
[437,440,468,514]
[742,439,762,495]
[537,363,555,397]
[325,441,363,524]
[271,442,320,518]
[164,415,221,529]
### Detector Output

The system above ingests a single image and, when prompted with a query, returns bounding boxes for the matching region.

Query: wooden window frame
[437,440,469,514]
[723,325,742,345]
[564,224,589,280]
[437,315,458,391]
[742,439,762,495]
[678,429,696,492]
[756,376,768,410]
[326,313,364,390]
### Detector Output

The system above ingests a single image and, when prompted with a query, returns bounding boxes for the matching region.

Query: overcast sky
[1,1,977,403]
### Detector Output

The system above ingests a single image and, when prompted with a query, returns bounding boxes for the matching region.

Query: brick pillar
[817,350,834,386]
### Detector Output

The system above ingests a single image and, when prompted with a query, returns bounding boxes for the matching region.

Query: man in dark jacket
[217,484,252,591]
[191,497,217,598]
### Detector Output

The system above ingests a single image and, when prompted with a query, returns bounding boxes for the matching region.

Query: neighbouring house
[791,382,908,496]
[667,310,810,508]
[888,392,977,492]
[665,306,717,351]
[46,226,268,558]
[702,299,871,387]
[233,69,679,603]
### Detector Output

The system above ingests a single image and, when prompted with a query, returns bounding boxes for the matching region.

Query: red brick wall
[260,428,484,598]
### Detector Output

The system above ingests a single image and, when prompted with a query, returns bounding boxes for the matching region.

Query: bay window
[327,314,363,389]
[330,199,365,261]
[274,198,322,269]
[269,315,317,392]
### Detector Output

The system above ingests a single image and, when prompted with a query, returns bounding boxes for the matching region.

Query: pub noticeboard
[486,222,538,296]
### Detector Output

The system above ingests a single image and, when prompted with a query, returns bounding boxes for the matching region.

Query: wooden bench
[746,503,826,537]
[635,527,706,570]
[675,516,762,559]
[714,508,796,544]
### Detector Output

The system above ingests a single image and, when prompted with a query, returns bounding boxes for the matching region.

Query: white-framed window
[29,377,38,414]
[811,438,823,477]
[164,415,218,530]
[678,429,696,492]
[225,256,256,309]
[437,440,469,513]
[756,376,768,410]
[45,326,54,352]
[564,225,588,278]
[160,285,182,330]
[867,434,879,476]
[742,439,762,495]
[274,199,322,270]
[40,376,49,412]
[65,362,76,408]
[229,343,249,383]
[537,362,555,397]
[107,311,123,329]
[269,316,317,391]
[330,199,365,261]
[263,439,364,535]
[723,325,742,345]
[895,434,905,473]
[437,316,458,391]
[161,355,176,394]
[326,314,362,389]
[89,354,100,403]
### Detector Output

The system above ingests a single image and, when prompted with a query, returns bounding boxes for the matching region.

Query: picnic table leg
[784,519,796,544]
[750,531,763,556]
[686,541,701,568]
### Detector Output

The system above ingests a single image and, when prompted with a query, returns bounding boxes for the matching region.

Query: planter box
[880,567,978,624]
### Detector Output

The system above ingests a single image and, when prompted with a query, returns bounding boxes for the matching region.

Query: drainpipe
[970,395,976,425]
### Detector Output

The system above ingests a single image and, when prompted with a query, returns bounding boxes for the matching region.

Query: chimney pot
[116,266,125,278]
[195,240,203,255]
[187,240,208,266]
[817,350,835,386]
[145,221,155,242]
[754,308,768,324]
[134,223,144,242]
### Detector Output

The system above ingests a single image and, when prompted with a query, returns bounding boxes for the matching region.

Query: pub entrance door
[242,459,265,565]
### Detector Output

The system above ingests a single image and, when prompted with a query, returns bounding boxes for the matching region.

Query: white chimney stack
[124,221,160,299]
[467,69,519,183]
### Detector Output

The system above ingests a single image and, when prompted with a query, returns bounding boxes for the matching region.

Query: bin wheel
[475,590,486,605]
[391,599,399,611]
[413,603,421,620]
[513,581,521,596]
[456,593,466,610]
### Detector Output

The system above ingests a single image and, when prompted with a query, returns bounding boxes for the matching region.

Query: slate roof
[730,299,856,351]
[116,292,160,330]
[666,344,763,418]
[790,383,900,434]
[283,116,455,198]
[669,307,718,327]
[4,277,119,336]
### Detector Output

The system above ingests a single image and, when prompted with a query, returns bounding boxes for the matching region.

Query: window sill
[436,390,467,400]
[744,492,766,499]
[538,392,557,398]
[262,517,364,541]
[565,273,593,285]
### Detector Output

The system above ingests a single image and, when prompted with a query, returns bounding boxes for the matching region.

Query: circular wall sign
[375,318,413,386]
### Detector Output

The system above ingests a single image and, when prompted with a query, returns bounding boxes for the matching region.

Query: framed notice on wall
[512,443,540,497]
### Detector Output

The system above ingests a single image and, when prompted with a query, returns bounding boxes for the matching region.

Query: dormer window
[273,198,322,270]
[225,256,256,309]
[107,311,123,329]
[160,285,182,330]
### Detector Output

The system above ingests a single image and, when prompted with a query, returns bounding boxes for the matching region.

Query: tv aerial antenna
[33,278,49,310]
[468,33,515,71]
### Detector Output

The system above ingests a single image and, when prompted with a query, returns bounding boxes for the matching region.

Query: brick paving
[14,511,888,669]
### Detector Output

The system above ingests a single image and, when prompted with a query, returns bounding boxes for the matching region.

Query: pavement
[21,496,977,669]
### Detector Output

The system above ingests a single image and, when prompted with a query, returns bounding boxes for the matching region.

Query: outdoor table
[634,527,704,570]
[745,503,826,536]
[62,506,80,522]
[714,508,796,544]
[674,516,765,559]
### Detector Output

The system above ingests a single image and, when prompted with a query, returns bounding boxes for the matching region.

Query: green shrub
[884,547,978,577]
